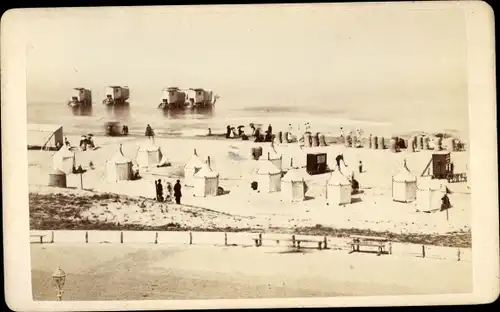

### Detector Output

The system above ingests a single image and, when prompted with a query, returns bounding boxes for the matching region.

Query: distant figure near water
[145,124,154,140]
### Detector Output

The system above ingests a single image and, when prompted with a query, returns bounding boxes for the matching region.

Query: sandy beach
[29,130,471,247]
[31,244,472,300]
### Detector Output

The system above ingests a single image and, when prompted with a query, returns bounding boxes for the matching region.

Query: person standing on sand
[335,153,347,172]
[358,160,363,173]
[174,180,182,204]
[155,180,159,201]
[157,179,164,202]
[166,182,173,203]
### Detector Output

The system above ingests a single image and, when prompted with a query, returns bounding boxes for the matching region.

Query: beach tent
[256,160,282,193]
[326,170,352,206]
[416,179,447,212]
[193,157,220,197]
[281,169,305,202]
[392,161,417,203]
[136,141,163,168]
[52,145,76,174]
[260,149,283,171]
[105,144,133,182]
[184,148,205,187]
[27,124,64,150]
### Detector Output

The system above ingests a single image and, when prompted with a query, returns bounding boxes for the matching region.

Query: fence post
[85,231,88,244]
[189,232,193,245]
[120,231,124,244]
[421,245,426,258]
[323,236,328,249]
[457,249,461,262]
[258,233,262,247]
[224,233,228,246]
[51,231,54,243]
[155,232,158,244]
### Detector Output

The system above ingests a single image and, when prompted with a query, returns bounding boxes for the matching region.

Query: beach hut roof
[282,169,304,182]
[327,170,351,186]
[55,145,74,157]
[194,163,219,178]
[393,165,417,182]
[109,144,131,164]
[138,141,160,152]
[256,160,281,175]
[50,169,66,175]
[185,149,205,169]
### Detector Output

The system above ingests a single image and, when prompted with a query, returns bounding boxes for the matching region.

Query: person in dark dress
[358,160,363,173]
[155,180,159,201]
[157,179,164,202]
[226,125,231,138]
[335,154,347,171]
[174,180,182,204]
[440,194,451,211]
[267,124,272,135]
[145,124,154,139]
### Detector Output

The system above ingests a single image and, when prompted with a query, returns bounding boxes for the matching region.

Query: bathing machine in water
[158,87,188,110]
[102,86,130,106]
[67,87,92,109]
[186,88,219,109]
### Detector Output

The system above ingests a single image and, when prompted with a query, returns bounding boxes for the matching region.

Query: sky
[23,3,469,126]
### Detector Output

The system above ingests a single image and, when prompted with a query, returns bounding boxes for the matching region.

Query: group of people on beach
[155,179,182,204]
[223,123,277,143]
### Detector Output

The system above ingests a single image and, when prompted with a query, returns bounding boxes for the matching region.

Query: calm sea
[26,100,467,139]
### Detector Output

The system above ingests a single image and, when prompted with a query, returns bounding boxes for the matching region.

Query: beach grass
[29,192,471,248]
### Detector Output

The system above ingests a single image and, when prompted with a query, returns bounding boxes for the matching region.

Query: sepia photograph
[2,1,498,310]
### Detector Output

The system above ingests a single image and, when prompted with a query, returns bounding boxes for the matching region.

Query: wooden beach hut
[184,148,205,187]
[193,156,220,197]
[106,144,133,182]
[281,169,306,202]
[52,145,75,174]
[392,161,417,203]
[326,170,352,206]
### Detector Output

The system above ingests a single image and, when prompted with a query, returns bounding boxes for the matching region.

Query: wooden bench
[30,234,46,244]
[348,235,391,256]
[252,235,327,250]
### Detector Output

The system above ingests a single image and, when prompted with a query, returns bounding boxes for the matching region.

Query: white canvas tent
[106,144,133,182]
[326,170,351,206]
[392,161,418,203]
[184,149,205,187]
[282,169,305,202]
[52,145,75,174]
[27,123,64,150]
[261,143,283,170]
[255,160,282,193]
[136,141,163,168]
[193,157,220,197]
[416,179,447,212]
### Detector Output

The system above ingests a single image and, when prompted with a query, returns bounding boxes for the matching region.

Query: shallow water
[27,100,467,139]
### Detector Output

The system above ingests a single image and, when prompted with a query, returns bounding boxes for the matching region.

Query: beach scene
[25,4,472,301]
